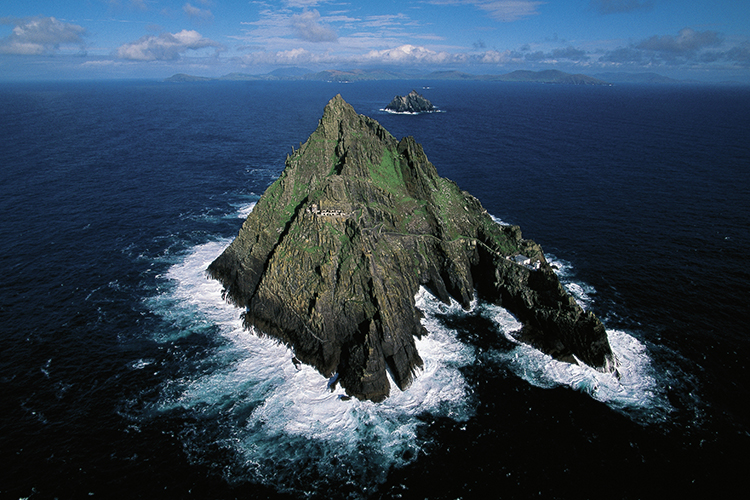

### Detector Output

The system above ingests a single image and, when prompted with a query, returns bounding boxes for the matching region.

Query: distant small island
[385,90,436,113]
[165,68,611,85]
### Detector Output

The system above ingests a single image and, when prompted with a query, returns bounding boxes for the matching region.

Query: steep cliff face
[208,94,615,402]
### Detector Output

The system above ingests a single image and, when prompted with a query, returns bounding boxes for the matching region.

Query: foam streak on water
[234,201,256,219]
[491,324,671,422]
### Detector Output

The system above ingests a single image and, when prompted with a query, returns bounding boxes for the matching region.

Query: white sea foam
[489,325,670,421]
[545,254,573,278]
[380,108,443,115]
[415,275,670,422]
[563,281,595,309]
[129,358,154,370]
[544,254,599,309]
[146,240,475,493]
[490,214,511,226]
[233,201,256,219]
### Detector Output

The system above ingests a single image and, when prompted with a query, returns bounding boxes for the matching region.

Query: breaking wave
[416,286,672,425]
[233,200,256,219]
[381,108,444,115]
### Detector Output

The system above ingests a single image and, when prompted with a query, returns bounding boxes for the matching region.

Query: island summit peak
[208,94,616,402]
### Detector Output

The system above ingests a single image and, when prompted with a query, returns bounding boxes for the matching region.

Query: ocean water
[1,79,748,499]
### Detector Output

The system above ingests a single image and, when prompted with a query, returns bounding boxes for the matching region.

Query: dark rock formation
[385,90,435,113]
[208,94,616,402]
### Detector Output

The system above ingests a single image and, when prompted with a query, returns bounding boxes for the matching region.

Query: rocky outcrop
[385,90,435,113]
[208,94,616,402]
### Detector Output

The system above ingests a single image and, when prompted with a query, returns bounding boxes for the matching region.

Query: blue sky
[1,1,749,81]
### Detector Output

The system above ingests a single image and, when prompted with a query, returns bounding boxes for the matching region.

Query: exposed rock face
[208,94,615,402]
[385,90,435,113]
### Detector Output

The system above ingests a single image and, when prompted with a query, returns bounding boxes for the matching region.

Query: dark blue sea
[1,79,749,499]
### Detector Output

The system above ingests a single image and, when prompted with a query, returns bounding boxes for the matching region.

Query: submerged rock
[208,94,615,402]
[385,90,435,113]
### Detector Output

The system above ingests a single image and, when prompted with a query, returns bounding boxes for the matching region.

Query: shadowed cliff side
[208,94,616,402]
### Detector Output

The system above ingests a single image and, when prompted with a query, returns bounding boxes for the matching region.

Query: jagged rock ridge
[208,94,615,402]
[385,90,435,113]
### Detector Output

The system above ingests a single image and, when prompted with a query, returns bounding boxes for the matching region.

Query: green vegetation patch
[369,147,406,197]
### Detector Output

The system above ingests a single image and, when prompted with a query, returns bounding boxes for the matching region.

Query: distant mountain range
[165,69,746,86]
[165,68,611,85]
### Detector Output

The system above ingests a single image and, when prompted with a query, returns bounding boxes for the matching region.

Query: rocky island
[385,90,435,113]
[208,95,616,402]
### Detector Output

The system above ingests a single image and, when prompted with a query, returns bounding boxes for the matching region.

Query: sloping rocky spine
[208,95,615,402]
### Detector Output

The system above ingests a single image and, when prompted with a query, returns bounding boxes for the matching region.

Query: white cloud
[427,1,545,22]
[637,28,723,54]
[600,28,728,67]
[596,28,750,74]
[81,59,117,67]
[116,29,222,61]
[359,13,410,29]
[0,16,86,55]
[284,0,329,8]
[477,1,545,21]
[235,42,534,69]
[236,44,449,67]
[363,44,453,64]
[290,10,337,42]
[238,10,295,43]
[237,4,441,50]
[479,49,514,63]
[238,47,333,66]
[183,3,214,21]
